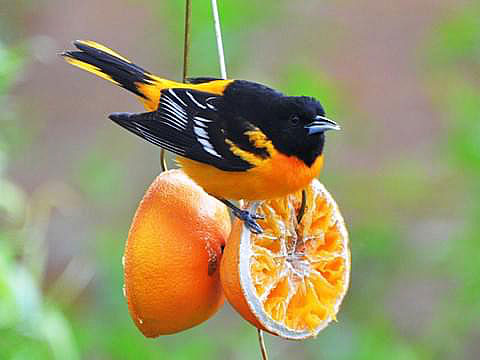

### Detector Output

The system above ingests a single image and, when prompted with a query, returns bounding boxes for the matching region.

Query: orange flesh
[249,187,348,333]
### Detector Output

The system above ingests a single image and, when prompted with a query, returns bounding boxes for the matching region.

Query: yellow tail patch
[63,56,120,86]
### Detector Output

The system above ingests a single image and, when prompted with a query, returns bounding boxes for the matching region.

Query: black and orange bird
[62,40,340,233]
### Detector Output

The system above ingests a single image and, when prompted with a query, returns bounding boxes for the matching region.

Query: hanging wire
[182,0,192,83]
[297,189,307,224]
[160,149,168,172]
[211,0,227,79]
[160,0,192,172]
[257,328,269,360]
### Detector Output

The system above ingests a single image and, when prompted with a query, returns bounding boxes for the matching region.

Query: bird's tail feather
[61,40,165,110]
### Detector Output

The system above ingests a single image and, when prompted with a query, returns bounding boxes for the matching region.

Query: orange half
[221,179,350,339]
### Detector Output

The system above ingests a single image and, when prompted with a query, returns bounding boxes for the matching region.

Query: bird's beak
[305,115,341,135]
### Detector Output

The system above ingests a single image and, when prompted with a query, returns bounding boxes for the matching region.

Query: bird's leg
[216,198,264,234]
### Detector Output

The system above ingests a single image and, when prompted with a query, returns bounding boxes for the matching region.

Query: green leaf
[0,42,25,94]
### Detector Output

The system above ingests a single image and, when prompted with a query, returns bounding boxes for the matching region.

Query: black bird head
[265,96,340,167]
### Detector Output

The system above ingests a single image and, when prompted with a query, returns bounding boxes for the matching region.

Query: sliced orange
[221,179,350,339]
[123,169,231,337]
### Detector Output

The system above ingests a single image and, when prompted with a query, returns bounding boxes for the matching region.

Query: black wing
[109,88,254,171]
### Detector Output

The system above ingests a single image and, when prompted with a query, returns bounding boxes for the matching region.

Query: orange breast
[177,152,324,200]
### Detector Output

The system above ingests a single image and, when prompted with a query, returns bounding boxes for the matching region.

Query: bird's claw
[251,213,265,220]
[244,215,264,234]
[232,208,264,234]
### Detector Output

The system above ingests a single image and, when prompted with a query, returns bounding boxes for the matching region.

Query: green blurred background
[1,1,479,359]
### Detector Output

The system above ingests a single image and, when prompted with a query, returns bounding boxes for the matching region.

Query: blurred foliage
[0,43,79,359]
[423,3,480,359]
[1,1,480,359]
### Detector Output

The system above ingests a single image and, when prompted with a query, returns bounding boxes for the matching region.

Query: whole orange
[123,169,231,337]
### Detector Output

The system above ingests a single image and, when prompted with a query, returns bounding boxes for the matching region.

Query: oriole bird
[62,40,340,233]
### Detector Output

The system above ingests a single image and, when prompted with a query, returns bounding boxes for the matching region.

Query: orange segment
[221,179,350,339]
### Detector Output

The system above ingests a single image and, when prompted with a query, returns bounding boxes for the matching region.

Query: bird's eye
[289,115,300,126]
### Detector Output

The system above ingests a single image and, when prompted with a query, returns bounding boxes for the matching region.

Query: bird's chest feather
[178,151,324,200]
[248,150,324,198]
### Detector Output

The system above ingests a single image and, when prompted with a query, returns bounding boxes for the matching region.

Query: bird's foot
[216,198,264,234]
[231,207,264,234]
